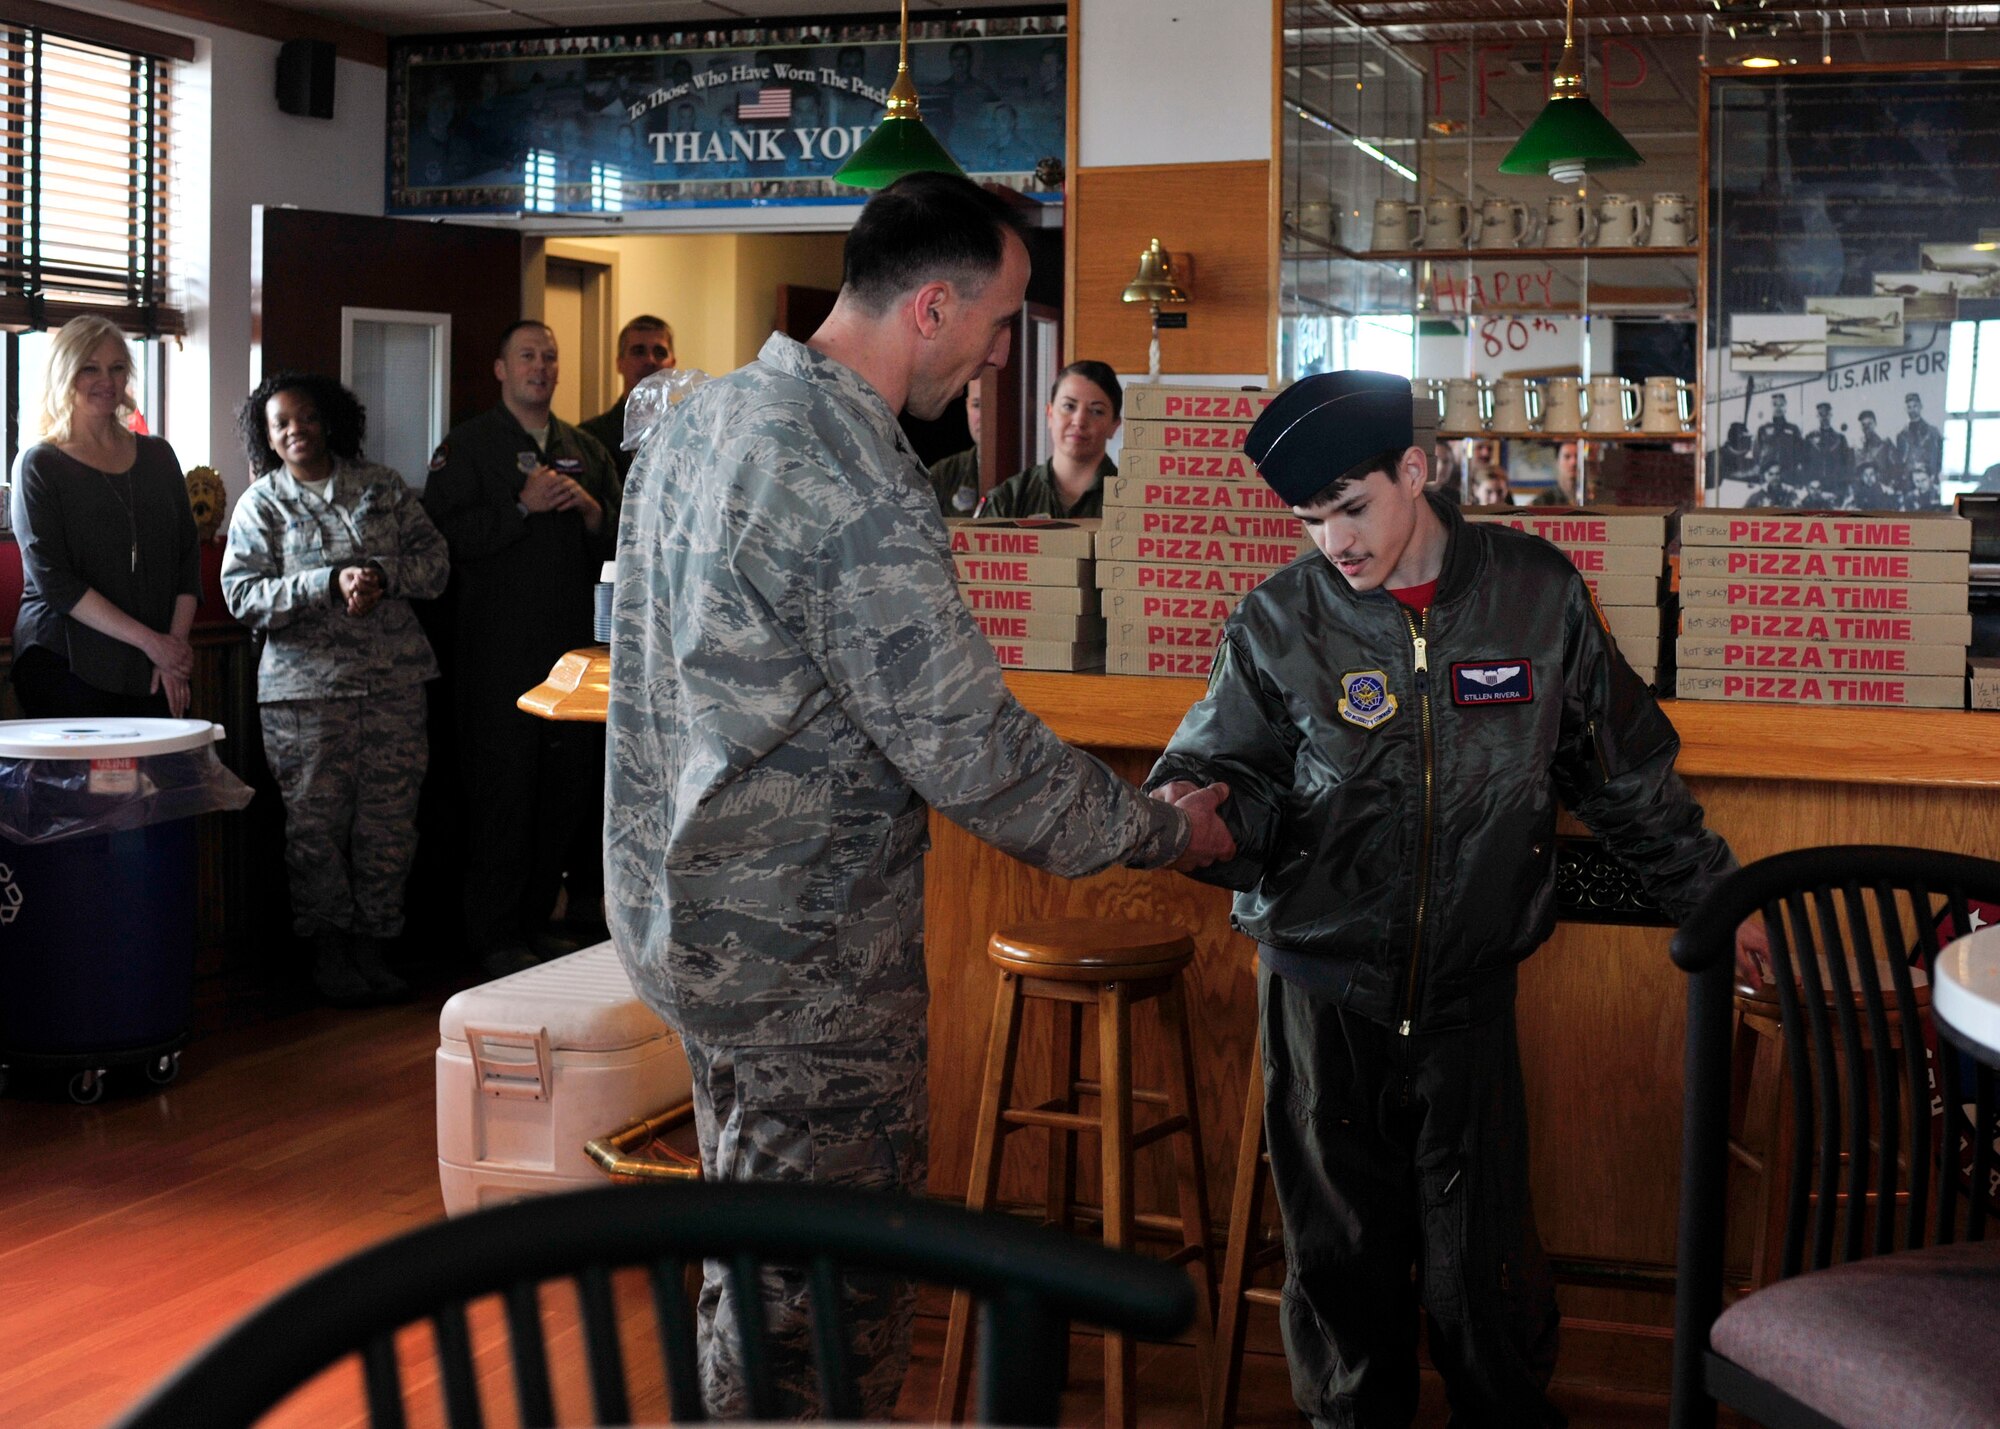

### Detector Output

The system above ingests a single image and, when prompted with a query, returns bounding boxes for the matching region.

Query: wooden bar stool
[934,918,1218,1429]
[1210,1035,1284,1429]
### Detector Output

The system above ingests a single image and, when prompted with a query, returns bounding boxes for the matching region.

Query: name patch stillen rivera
[1451,660,1534,706]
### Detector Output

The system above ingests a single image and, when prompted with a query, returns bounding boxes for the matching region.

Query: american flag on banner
[737,87,793,121]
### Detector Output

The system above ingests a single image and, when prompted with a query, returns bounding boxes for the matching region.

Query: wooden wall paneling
[1068,161,1274,376]
[1062,0,1080,365]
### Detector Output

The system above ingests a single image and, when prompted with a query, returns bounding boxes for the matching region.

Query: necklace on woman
[99,466,138,573]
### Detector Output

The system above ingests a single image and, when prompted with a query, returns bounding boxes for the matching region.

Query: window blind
[0,23,179,336]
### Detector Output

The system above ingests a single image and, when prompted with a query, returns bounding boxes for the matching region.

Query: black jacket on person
[1148,495,1734,1031]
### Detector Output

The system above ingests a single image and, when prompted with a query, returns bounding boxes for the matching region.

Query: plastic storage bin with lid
[0,718,252,1103]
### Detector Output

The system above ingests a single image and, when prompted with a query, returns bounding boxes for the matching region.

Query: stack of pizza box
[1675,508,1972,709]
[1096,384,1296,679]
[1461,505,1675,689]
[948,517,1105,671]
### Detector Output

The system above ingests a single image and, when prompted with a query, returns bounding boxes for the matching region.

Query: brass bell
[1121,239,1190,306]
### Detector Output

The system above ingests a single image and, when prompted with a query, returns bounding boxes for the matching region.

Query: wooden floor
[0,972,1678,1428]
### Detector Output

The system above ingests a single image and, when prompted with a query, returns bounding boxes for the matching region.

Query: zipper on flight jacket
[1399,605,1435,1035]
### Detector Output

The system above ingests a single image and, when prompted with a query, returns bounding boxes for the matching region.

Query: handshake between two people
[1151,780,1237,874]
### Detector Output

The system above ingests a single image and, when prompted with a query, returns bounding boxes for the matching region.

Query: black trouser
[1259,966,1562,1429]
[455,690,603,954]
[11,645,171,719]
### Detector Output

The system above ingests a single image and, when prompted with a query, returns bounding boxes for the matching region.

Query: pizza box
[1679,547,1970,584]
[1095,529,1309,568]
[1107,619,1227,651]
[1097,560,1284,595]
[983,639,1105,672]
[1679,576,1967,615]
[953,554,1091,588]
[1120,418,1254,453]
[958,583,1100,617]
[1099,588,1244,623]
[1104,644,1216,679]
[1122,384,1275,423]
[1676,668,1965,708]
[1099,506,1303,541]
[1678,606,1972,646]
[1677,638,1967,678]
[1103,473,1290,511]
[971,612,1106,644]
[946,518,1100,560]
[1679,509,1972,552]
[1463,505,1675,547]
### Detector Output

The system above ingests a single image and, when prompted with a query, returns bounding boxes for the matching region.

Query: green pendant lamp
[832,0,966,190]
[1498,0,1642,183]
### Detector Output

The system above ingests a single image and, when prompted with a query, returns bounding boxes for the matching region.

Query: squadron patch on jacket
[1452,660,1534,706]
[1338,670,1398,729]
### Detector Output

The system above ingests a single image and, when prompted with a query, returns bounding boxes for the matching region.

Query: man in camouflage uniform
[606,174,1235,1419]
[425,321,622,973]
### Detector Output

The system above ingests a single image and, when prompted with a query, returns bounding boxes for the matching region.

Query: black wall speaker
[276,39,335,119]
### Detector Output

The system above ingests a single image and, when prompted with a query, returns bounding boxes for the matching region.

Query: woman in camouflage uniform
[224,374,449,1006]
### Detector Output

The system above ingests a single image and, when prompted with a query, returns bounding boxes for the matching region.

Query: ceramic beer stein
[1647,193,1692,248]
[1373,198,1422,249]
[1423,197,1472,252]
[1442,377,1485,432]
[1490,378,1542,434]
[1596,194,1649,248]
[1476,197,1534,250]
[1543,194,1597,247]
[1542,376,1584,432]
[1419,377,1449,426]
[1641,376,1693,433]
[1586,374,1641,432]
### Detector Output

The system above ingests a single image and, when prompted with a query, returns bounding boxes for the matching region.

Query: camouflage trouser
[681,1028,929,1421]
[260,684,428,939]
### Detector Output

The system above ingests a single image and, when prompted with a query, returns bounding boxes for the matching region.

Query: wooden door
[251,208,524,433]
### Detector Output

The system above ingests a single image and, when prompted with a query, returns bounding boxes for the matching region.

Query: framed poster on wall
[1704,63,2000,509]
[387,9,1066,216]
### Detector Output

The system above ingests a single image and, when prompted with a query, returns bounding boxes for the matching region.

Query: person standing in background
[975,360,1121,518]
[581,315,675,478]
[925,381,982,517]
[423,320,621,976]
[11,315,199,719]
[1532,440,1580,507]
[224,373,450,1007]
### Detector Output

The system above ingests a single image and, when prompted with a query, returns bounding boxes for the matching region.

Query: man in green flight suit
[581,315,675,478]
[424,319,622,973]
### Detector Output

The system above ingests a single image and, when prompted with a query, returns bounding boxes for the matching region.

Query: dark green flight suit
[972,455,1116,519]
[580,394,634,479]
[423,405,621,957]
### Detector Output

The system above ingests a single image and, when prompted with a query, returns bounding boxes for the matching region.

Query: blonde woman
[11,315,199,717]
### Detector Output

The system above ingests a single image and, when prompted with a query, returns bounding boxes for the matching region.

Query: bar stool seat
[935,918,1218,1429]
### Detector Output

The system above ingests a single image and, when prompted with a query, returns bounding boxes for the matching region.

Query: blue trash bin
[0,718,252,1102]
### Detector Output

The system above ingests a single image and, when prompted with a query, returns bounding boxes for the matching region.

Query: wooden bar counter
[925,672,2000,1386]
[525,652,2000,1386]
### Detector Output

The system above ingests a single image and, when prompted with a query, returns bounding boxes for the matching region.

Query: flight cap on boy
[1246,371,1420,506]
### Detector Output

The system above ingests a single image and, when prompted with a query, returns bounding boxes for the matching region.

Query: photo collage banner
[1707,67,2000,508]
[388,9,1067,214]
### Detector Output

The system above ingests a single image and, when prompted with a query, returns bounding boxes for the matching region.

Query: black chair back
[1669,845,2000,1429]
[111,1181,1197,1428]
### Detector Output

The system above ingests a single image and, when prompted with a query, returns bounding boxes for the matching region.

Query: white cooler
[436,941,693,1215]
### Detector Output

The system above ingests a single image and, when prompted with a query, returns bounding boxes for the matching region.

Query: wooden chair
[936,918,1217,1429]
[1671,846,2000,1429]
[109,1182,1196,1428]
